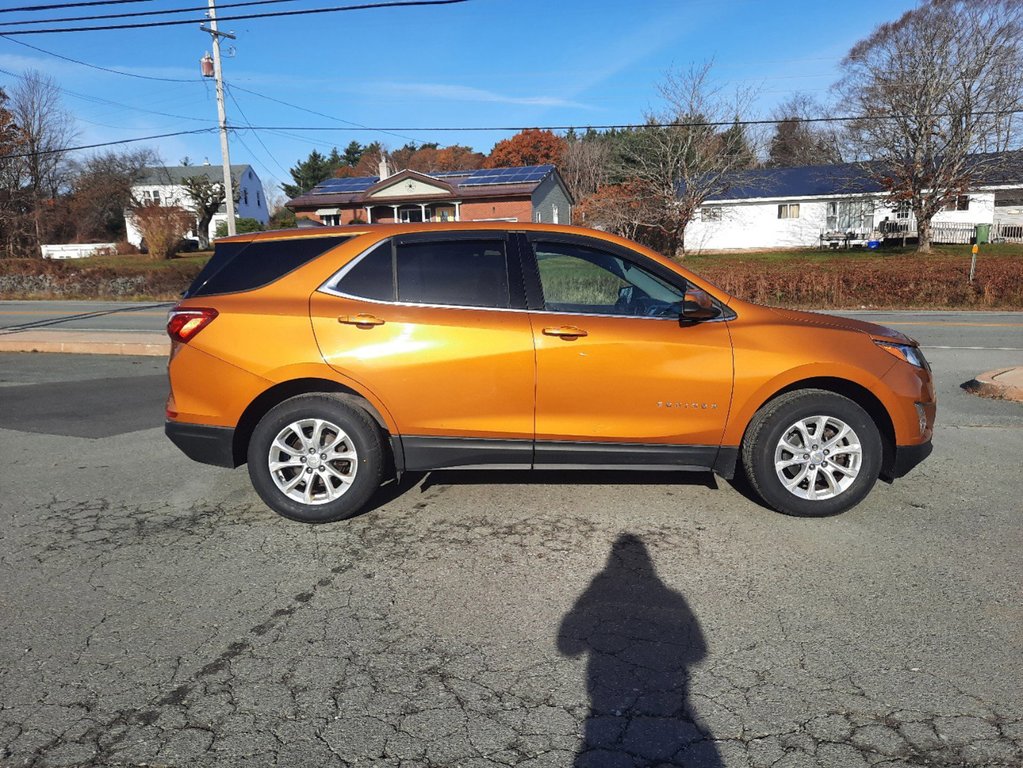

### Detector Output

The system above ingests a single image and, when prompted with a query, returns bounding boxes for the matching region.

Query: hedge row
[1,251,1021,308]
[689,254,1023,309]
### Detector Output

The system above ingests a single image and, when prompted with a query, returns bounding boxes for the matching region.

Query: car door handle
[542,325,588,338]
[337,313,385,327]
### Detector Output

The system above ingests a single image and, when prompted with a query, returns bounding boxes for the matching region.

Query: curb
[962,367,1023,403]
[0,331,169,357]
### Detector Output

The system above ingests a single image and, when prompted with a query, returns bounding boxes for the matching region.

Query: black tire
[247,394,385,523]
[741,389,882,517]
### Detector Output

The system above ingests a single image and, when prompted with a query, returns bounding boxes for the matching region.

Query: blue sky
[0,0,919,199]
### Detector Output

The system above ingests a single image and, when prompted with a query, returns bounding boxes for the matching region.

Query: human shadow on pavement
[557,533,722,768]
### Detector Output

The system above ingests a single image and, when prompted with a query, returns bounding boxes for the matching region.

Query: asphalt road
[0,301,173,335]
[1,314,1021,768]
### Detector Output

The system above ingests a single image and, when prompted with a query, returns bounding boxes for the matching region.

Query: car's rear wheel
[247,394,384,523]
[742,389,882,517]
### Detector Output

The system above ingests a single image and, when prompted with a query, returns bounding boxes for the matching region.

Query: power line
[232,108,1023,132]
[0,65,213,122]
[0,34,204,83]
[0,0,468,35]
[0,128,216,159]
[225,84,290,180]
[0,0,301,27]
[0,0,151,14]
[229,83,419,144]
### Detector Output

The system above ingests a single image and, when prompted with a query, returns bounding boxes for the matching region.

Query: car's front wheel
[247,394,384,523]
[742,389,882,517]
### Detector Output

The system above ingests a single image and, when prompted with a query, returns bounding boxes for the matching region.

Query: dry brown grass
[685,247,1023,309]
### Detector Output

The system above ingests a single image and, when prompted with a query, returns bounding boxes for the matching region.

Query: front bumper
[166,421,238,468]
[882,439,933,481]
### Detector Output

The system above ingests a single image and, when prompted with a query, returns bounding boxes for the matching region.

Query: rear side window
[185,236,349,297]
[335,238,512,309]
[398,240,510,308]
[337,242,393,302]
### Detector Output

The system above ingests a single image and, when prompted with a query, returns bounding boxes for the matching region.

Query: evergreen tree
[281,149,335,198]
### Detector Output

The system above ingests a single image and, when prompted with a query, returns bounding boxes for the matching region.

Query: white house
[686,155,1023,251]
[125,163,269,248]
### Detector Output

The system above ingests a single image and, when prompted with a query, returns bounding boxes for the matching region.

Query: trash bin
[975,223,991,244]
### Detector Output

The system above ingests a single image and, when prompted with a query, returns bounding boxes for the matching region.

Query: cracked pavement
[0,347,1021,768]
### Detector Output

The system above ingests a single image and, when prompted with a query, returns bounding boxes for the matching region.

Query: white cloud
[375,81,591,110]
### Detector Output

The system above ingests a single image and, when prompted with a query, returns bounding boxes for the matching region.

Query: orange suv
[166,223,935,523]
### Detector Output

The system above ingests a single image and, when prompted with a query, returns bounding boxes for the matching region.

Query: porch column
[453,201,461,222]
[420,203,428,222]
[390,204,399,222]
[364,205,372,224]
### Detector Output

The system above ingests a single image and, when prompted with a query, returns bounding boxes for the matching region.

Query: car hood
[766,307,916,345]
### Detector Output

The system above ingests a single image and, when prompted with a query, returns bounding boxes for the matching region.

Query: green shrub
[215,217,264,238]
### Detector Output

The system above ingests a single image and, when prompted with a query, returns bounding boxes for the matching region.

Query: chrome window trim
[317,237,734,323]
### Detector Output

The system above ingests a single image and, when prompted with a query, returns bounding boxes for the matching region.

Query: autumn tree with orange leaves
[389,143,485,173]
[485,129,566,168]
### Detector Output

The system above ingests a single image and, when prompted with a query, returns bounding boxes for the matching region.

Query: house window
[534,211,542,223]
[321,214,340,226]
[777,203,800,219]
[895,201,913,219]
[257,191,262,208]
[944,195,969,211]
[701,207,722,221]
[242,189,249,205]
[826,200,872,232]
[552,205,559,224]
[399,207,423,223]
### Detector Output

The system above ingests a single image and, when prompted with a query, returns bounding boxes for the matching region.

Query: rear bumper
[166,421,238,468]
[883,439,933,481]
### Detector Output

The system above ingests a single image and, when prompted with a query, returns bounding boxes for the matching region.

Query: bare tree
[836,0,1023,252]
[0,87,29,258]
[767,93,844,167]
[70,148,156,242]
[181,173,238,249]
[560,133,612,201]
[129,202,192,260]
[619,62,759,257]
[9,70,76,252]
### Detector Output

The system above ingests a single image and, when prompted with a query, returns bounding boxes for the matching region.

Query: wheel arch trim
[734,376,898,480]
[233,376,396,468]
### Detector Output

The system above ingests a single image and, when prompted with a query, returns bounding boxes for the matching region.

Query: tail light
[167,307,218,343]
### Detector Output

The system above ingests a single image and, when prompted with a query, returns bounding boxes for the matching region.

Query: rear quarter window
[186,236,349,297]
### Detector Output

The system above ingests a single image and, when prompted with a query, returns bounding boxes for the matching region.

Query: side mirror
[681,289,720,321]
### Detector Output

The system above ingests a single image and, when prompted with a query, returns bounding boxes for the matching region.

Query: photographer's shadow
[558,534,722,768]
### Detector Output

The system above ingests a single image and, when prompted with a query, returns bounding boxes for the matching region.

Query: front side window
[778,203,800,219]
[335,238,511,309]
[533,241,686,318]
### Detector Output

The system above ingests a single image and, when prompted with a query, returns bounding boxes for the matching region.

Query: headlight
[875,341,927,369]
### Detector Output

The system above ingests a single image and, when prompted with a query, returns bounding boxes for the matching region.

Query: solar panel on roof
[311,177,378,194]
[460,165,551,186]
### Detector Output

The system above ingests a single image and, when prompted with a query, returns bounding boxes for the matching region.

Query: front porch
[363,201,462,224]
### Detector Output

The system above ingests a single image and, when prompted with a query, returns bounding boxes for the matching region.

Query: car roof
[215,222,617,245]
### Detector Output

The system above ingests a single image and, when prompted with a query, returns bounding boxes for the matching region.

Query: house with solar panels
[686,155,1023,250]
[286,164,573,226]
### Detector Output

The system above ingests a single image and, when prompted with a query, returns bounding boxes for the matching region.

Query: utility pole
[200,0,237,236]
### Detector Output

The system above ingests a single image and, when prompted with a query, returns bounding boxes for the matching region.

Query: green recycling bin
[975,223,991,244]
